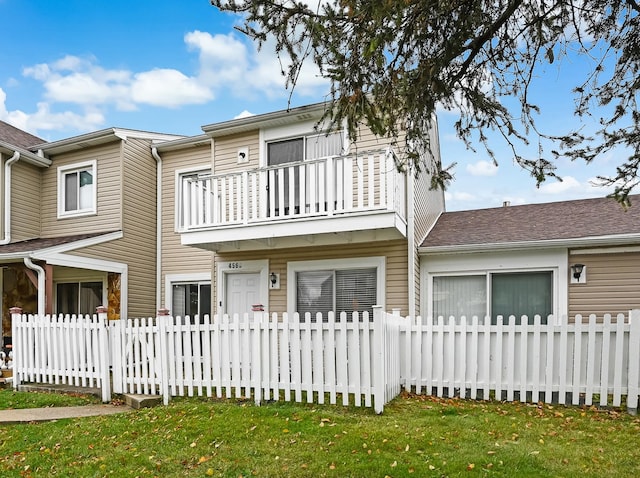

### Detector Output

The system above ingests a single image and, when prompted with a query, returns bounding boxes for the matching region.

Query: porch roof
[0,232,120,258]
[421,195,640,253]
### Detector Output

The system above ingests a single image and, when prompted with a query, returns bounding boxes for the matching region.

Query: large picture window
[432,271,553,324]
[56,281,103,316]
[58,161,96,217]
[289,257,384,322]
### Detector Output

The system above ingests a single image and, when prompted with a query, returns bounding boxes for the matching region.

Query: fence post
[157,308,171,405]
[9,307,22,390]
[252,310,263,406]
[627,309,640,415]
[95,306,111,402]
[372,305,385,414]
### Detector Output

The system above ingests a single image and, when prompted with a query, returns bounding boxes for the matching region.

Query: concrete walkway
[0,404,133,424]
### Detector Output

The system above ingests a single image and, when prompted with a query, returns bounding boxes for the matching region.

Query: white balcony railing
[179,148,406,230]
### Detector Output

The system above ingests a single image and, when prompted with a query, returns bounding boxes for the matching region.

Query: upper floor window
[267,131,343,166]
[57,161,97,218]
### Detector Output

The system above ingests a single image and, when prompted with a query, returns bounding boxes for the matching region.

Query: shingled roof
[421,195,640,251]
[0,120,44,149]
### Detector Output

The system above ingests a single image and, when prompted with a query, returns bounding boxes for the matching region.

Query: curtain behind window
[433,275,486,320]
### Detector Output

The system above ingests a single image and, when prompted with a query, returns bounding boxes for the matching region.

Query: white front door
[225,272,261,317]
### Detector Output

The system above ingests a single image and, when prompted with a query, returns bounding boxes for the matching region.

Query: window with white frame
[267,131,343,166]
[176,167,211,230]
[172,281,211,322]
[56,281,103,316]
[289,257,384,321]
[58,161,96,217]
[432,271,553,324]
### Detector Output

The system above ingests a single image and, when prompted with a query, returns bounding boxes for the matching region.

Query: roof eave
[0,141,51,167]
[201,102,329,137]
[153,134,211,152]
[419,233,640,255]
[34,128,185,155]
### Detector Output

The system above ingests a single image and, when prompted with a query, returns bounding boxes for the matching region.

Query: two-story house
[0,120,181,338]
[1,101,446,342]
[156,102,445,320]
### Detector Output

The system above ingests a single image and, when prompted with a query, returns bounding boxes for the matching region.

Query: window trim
[53,278,106,316]
[422,249,568,321]
[175,165,212,231]
[287,256,385,316]
[57,160,97,218]
[165,272,211,317]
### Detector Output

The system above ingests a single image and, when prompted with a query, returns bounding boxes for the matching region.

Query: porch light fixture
[571,264,585,280]
[270,272,277,287]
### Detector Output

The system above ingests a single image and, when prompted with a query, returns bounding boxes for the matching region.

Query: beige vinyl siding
[40,141,123,237]
[213,131,260,175]
[121,138,158,316]
[65,139,157,317]
[569,250,640,320]
[215,239,409,315]
[160,144,215,306]
[10,161,42,241]
[412,123,446,314]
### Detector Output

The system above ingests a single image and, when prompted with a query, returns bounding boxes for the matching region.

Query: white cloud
[466,160,498,177]
[131,69,213,108]
[9,28,329,136]
[0,88,104,135]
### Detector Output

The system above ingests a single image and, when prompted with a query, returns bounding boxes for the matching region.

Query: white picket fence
[10,309,111,402]
[9,308,640,414]
[401,312,640,411]
[109,306,403,413]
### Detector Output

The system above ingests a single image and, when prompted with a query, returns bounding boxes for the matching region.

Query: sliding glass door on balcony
[266,132,343,217]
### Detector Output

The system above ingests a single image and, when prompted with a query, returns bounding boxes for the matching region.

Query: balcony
[179,148,408,251]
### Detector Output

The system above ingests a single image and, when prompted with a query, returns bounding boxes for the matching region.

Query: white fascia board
[35,129,184,155]
[202,102,328,137]
[181,211,407,247]
[0,141,51,167]
[36,231,123,256]
[153,134,211,152]
[418,233,640,256]
[33,251,128,274]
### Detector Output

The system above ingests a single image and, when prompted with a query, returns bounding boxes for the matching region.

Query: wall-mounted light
[571,263,585,280]
[270,272,280,289]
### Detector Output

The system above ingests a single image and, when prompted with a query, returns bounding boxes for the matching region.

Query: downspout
[24,257,45,316]
[407,164,416,318]
[151,147,162,311]
[0,151,20,245]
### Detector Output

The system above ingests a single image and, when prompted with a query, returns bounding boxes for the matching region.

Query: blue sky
[0,0,625,211]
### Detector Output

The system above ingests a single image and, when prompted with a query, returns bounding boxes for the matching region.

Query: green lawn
[1,390,639,477]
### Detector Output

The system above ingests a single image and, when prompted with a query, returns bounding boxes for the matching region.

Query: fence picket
[9,309,640,415]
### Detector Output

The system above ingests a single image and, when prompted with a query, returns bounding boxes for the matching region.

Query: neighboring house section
[153,135,215,320]
[0,125,182,337]
[172,102,445,319]
[420,196,640,322]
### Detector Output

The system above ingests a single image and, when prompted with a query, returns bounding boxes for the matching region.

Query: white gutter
[23,257,45,316]
[419,232,640,256]
[0,151,20,245]
[151,147,162,311]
